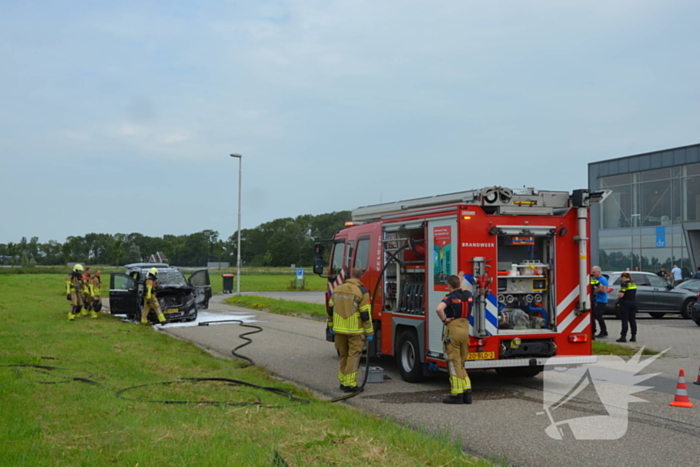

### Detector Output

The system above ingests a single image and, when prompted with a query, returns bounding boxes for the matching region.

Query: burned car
[109,263,211,323]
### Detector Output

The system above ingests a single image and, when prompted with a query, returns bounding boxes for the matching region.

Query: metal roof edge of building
[588,142,700,167]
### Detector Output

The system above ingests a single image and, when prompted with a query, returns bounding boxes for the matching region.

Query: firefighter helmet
[73,264,84,272]
[148,267,158,276]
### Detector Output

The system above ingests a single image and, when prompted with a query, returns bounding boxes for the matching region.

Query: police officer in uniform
[616,272,638,343]
[328,267,373,392]
[435,275,473,404]
[141,267,167,325]
[65,264,85,321]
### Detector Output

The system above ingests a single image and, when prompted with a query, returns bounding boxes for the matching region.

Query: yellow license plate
[164,309,179,314]
[467,352,495,360]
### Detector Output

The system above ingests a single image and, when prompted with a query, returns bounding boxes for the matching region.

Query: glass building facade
[589,144,700,276]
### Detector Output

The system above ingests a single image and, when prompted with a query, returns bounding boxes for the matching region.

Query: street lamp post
[230,153,243,295]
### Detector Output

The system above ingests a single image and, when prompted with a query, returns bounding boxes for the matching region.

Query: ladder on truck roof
[352,186,572,222]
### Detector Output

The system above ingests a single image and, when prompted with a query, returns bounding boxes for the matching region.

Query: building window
[684,176,700,222]
[639,179,672,226]
[600,184,635,228]
[599,174,632,187]
[640,248,672,272]
[640,168,671,182]
[599,249,632,271]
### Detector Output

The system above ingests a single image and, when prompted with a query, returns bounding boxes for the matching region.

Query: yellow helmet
[148,267,158,276]
[73,264,84,272]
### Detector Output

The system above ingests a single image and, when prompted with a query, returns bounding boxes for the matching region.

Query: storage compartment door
[427,218,457,357]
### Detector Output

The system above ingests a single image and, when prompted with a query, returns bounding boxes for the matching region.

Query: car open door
[109,273,139,317]
[188,269,211,310]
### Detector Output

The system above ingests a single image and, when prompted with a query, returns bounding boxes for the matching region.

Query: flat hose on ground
[327,242,415,402]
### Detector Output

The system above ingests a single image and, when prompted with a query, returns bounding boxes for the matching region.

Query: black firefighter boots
[463,389,473,405]
[442,395,464,405]
[443,389,473,405]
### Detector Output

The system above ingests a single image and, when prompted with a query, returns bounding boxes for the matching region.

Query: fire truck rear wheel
[396,329,425,382]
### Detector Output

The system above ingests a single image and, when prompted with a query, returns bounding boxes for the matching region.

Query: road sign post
[296,267,305,289]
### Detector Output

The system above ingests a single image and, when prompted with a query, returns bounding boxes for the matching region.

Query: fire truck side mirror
[313,257,325,275]
[314,243,325,255]
[571,189,611,207]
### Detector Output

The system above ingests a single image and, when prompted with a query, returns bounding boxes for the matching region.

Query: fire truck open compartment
[382,225,426,317]
[494,233,555,334]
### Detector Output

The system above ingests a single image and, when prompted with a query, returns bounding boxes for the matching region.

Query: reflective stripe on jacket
[620,281,637,301]
[66,273,82,293]
[90,276,101,296]
[145,278,157,299]
[328,278,373,335]
[590,277,599,302]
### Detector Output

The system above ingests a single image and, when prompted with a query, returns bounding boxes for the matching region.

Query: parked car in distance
[603,271,695,319]
[682,279,700,326]
[109,263,211,323]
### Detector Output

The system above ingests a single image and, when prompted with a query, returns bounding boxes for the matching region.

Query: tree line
[0,211,350,268]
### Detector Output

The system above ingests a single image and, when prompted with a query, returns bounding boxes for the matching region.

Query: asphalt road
[158,295,700,467]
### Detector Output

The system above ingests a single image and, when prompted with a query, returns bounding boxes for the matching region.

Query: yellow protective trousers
[142,297,163,322]
[70,290,84,307]
[444,318,472,395]
[82,292,93,311]
[334,333,364,387]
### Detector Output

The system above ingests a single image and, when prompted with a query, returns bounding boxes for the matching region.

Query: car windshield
[153,270,188,287]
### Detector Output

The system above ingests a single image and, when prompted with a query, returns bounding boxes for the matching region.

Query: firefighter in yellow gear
[80,267,93,317]
[89,270,102,318]
[142,267,166,325]
[435,275,473,404]
[65,264,85,321]
[328,267,373,392]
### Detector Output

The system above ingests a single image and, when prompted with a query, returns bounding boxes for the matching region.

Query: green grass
[0,274,493,467]
[0,266,329,292]
[592,340,659,357]
[212,273,327,292]
[225,295,327,318]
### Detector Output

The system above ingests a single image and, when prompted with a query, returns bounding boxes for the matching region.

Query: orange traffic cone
[693,366,700,386]
[670,369,694,408]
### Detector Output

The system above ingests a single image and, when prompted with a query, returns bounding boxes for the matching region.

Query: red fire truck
[313,186,608,381]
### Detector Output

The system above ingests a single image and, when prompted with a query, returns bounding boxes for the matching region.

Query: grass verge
[1,274,492,467]
[592,340,659,357]
[224,295,327,319]
[214,273,326,292]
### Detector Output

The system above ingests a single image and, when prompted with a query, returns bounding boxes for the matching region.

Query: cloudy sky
[1,0,698,244]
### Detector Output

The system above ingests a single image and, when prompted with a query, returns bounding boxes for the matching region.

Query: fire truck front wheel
[396,329,425,382]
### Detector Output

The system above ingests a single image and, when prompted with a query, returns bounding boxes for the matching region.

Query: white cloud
[160,133,190,144]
